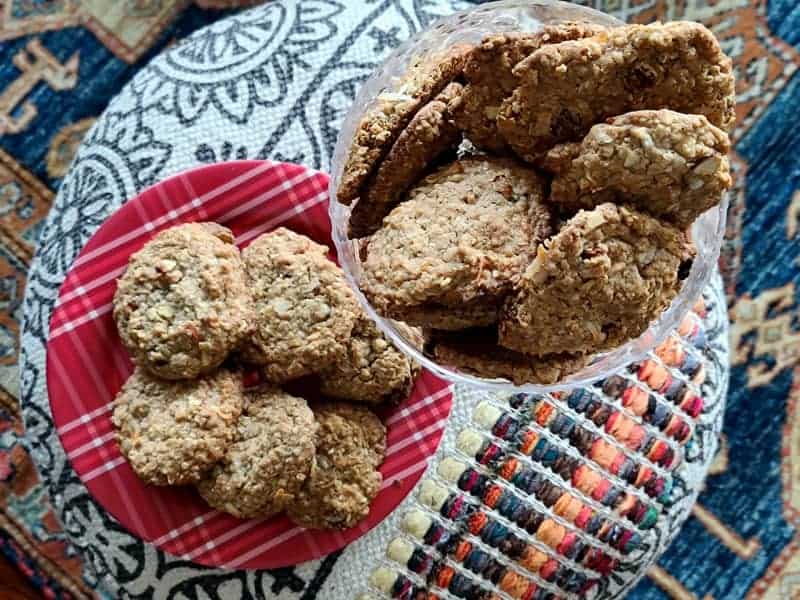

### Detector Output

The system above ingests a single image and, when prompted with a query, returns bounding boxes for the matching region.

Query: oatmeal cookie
[349,82,464,238]
[112,368,243,486]
[241,228,359,382]
[387,296,500,331]
[197,386,317,519]
[543,110,732,227]
[430,328,588,385]
[497,21,736,162]
[320,315,422,404]
[453,23,606,153]
[361,158,553,313]
[288,403,386,530]
[113,222,252,380]
[337,44,472,205]
[499,203,694,356]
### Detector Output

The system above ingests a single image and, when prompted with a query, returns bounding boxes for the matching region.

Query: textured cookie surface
[497,21,736,162]
[287,403,386,530]
[431,328,588,385]
[361,158,552,313]
[112,368,244,486]
[349,82,464,238]
[337,44,471,205]
[320,315,421,404]
[543,109,732,227]
[500,203,693,356]
[113,222,252,380]
[453,23,606,153]
[241,228,359,382]
[197,386,317,519]
[388,297,500,331]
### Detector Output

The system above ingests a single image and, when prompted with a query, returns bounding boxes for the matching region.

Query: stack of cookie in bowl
[110,222,420,529]
[338,21,735,385]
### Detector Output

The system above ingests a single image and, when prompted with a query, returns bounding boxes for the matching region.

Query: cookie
[497,21,736,162]
[337,44,472,205]
[197,386,317,519]
[361,158,553,314]
[112,368,243,486]
[430,327,588,385]
[320,315,422,404]
[113,222,252,380]
[287,403,386,530]
[499,203,694,356]
[349,82,464,238]
[241,228,359,382]
[453,23,607,153]
[543,110,732,228]
[387,297,500,331]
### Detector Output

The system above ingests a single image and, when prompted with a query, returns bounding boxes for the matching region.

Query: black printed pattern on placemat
[18,1,727,598]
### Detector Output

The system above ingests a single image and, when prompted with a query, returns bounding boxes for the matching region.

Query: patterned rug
[1,1,799,599]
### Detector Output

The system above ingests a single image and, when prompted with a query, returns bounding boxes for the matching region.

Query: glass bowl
[329,0,727,393]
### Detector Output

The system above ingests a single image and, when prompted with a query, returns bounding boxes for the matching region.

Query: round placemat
[19,2,730,598]
[45,160,453,569]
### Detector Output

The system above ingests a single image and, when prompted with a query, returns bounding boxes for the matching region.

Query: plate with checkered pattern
[45,160,453,569]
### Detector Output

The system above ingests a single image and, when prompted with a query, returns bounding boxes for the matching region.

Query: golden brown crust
[361,158,553,313]
[497,22,736,162]
[453,23,607,153]
[240,228,359,382]
[337,44,472,205]
[113,222,253,380]
[499,203,694,356]
[430,328,588,385]
[543,110,732,227]
[112,368,244,486]
[319,315,421,405]
[287,403,386,530]
[349,82,464,238]
[197,387,317,519]
[200,222,236,243]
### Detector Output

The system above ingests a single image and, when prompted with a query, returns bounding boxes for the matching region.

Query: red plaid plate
[46,160,453,569]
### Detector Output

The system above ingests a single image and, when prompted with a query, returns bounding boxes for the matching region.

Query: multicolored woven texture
[1,0,799,599]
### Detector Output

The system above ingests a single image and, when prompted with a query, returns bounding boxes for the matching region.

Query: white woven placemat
[19,2,729,598]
